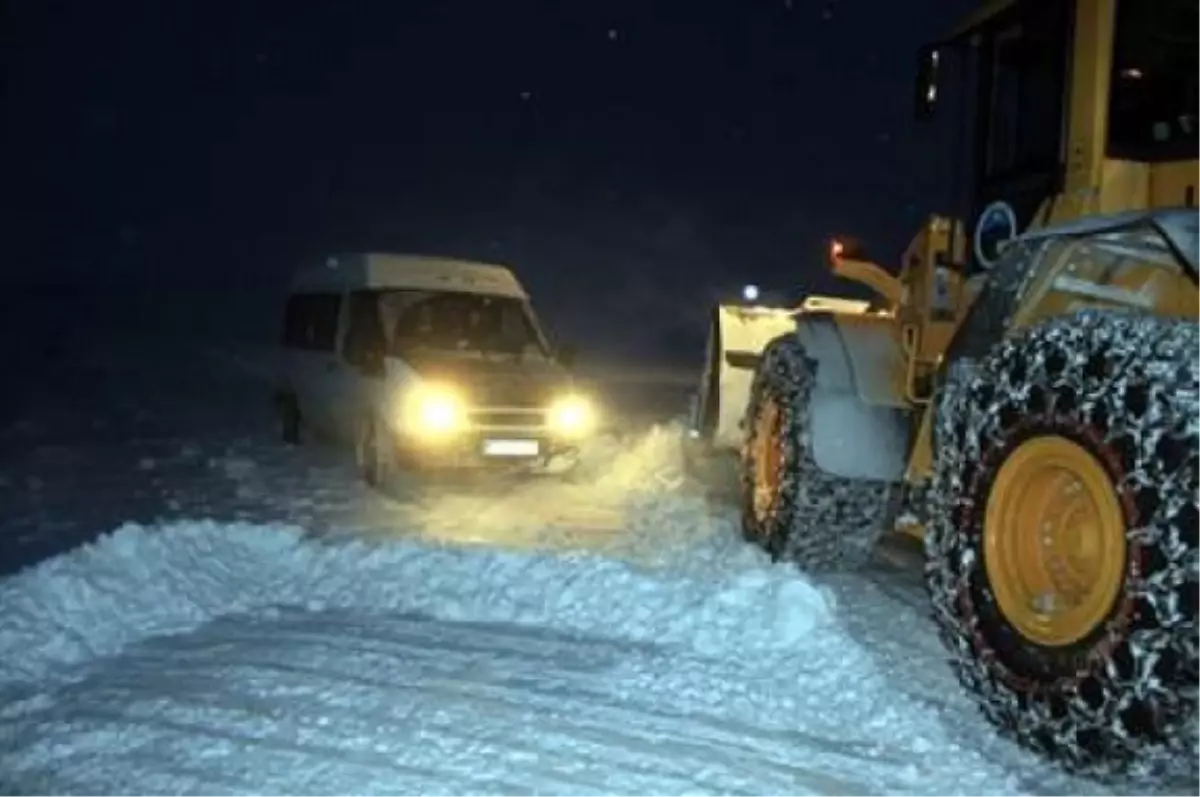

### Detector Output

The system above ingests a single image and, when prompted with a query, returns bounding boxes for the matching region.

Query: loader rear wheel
[740,334,893,569]
[926,310,1199,775]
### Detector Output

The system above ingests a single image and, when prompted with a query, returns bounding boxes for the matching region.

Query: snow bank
[0,518,833,691]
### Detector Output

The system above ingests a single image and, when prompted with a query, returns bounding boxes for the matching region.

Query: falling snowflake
[519,91,532,101]
[607,29,619,40]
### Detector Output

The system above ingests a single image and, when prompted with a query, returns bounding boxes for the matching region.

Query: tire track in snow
[11,610,917,795]
[84,646,854,793]
[160,613,900,762]
[41,673,742,795]
[20,703,505,795]
[3,746,254,796]
[106,651,878,795]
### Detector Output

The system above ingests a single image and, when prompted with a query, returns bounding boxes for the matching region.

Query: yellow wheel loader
[684,0,1198,776]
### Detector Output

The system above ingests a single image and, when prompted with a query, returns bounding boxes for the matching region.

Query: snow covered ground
[0,334,1195,795]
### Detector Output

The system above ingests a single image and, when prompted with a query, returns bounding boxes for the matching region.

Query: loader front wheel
[747,395,786,535]
[926,310,1199,775]
[740,334,892,569]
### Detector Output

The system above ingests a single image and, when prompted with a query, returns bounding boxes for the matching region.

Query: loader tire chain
[925,308,1199,776]
[743,334,893,570]
[898,479,932,528]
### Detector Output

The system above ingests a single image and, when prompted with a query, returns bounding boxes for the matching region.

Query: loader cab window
[979,3,1070,181]
[950,0,1071,274]
[1106,0,1199,162]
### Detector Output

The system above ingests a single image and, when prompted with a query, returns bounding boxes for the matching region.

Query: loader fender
[793,312,911,482]
[702,303,913,482]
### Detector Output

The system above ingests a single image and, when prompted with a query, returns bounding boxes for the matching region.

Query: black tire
[279,393,301,445]
[926,309,1199,775]
[740,334,894,570]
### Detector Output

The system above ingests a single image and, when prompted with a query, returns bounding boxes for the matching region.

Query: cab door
[966,0,1072,270]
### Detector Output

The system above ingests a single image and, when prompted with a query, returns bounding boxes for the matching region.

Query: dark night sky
[4,0,976,361]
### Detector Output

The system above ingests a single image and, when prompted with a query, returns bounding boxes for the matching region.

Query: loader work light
[548,394,597,438]
[830,238,866,263]
[742,284,761,302]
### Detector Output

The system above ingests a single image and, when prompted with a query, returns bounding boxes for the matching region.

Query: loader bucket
[681,303,798,498]
[686,304,799,452]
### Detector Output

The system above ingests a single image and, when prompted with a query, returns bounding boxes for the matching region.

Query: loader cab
[917,0,1199,274]
[916,0,1072,271]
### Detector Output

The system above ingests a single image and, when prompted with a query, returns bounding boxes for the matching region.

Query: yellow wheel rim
[751,397,784,524]
[984,435,1127,648]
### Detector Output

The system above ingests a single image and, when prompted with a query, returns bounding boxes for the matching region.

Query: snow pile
[0,519,833,692]
[573,421,689,492]
[401,422,764,577]
[571,423,764,572]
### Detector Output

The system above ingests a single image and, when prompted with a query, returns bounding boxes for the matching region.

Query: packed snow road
[0,336,1192,794]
